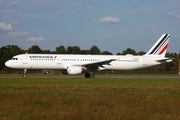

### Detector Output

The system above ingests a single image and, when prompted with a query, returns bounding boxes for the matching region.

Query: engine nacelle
[64,66,83,75]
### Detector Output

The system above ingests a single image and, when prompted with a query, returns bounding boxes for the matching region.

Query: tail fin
[145,34,170,57]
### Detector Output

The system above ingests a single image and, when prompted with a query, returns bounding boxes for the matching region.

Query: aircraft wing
[74,59,116,70]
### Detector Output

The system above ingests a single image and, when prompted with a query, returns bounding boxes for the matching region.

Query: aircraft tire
[85,72,95,78]
[23,74,26,78]
[85,72,90,78]
[90,73,95,78]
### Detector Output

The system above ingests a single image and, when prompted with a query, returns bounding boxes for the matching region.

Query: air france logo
[29,56,57,59]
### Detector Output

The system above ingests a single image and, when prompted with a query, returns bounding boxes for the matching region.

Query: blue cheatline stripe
[149,34,168,54]
[153,35,170,54]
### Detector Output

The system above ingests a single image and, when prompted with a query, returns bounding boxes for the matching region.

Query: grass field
[0,77,180,120]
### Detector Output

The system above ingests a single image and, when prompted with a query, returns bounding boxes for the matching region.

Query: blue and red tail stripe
[158,43,168,55]
[148,34,170,55]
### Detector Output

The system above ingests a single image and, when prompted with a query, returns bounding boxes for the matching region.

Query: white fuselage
[5,54,167,71]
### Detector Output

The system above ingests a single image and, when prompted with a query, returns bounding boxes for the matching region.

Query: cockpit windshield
[11,58,18,60]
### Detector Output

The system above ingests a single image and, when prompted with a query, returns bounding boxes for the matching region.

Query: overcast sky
[0,0,180,53]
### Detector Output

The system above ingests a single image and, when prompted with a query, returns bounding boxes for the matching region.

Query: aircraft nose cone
[5,61,11,68]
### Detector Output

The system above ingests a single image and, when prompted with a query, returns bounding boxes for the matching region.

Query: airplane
[5,34,172,78]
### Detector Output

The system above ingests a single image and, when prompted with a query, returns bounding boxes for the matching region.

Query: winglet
[145,34,170,57]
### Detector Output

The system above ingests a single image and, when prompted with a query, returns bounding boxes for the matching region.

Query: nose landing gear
[23,69,27,78]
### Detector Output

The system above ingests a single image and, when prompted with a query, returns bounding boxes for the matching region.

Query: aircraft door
[57,57,62,65]
[143,57,147,67]
[23,55,28,64]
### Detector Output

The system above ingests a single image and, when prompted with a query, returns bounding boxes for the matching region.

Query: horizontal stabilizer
[156,58,172,62]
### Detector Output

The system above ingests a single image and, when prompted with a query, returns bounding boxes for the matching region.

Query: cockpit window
[11,58,18,60]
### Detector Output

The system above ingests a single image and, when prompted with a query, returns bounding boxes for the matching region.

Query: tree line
[0,45,179,73]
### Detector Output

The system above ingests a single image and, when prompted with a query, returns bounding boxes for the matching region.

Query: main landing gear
[84,72,95,78]
[23,69,27,78]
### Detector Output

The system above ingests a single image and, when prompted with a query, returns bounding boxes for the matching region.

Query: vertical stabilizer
[145,34,170,57]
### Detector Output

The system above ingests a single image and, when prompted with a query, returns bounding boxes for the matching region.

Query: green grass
[0,78,180,120]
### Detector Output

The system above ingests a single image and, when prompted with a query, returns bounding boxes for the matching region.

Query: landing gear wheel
[23,69,27,78]
[84,72,95,78]
[90,73,95,78]
[85,72,90,78]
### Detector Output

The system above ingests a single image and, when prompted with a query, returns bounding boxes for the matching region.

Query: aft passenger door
[143,57,147,67]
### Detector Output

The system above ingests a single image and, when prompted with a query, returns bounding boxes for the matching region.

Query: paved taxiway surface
[1,74,180,78]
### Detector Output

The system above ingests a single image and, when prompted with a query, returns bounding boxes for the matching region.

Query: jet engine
[62,66,83,75]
